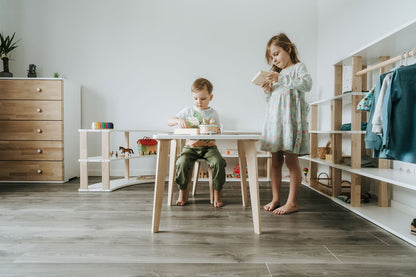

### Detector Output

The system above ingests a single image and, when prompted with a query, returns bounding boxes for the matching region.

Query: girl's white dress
[261,62,312,155]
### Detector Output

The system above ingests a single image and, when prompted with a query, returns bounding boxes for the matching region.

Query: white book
[251,70,269,86]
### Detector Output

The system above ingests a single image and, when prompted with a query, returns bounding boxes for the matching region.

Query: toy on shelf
[232,164,248,178]
[137,137,158,155]
[92,122,114,129]
[303,167,309,183]
[198,168,209,178]
[118,146,134,157]
[199,118,219,135]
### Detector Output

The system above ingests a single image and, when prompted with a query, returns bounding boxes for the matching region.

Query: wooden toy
[119,146,134,155]
[232,164,248,178]
[199,118,219,135]
[91,122,114,129]
[173,128,200,135]
[137,137,157,155]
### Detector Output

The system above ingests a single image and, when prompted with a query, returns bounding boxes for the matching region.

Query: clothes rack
[356,48,416,76]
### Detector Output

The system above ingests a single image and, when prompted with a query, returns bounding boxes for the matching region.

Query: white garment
[372,73,393,135]
[176,106,220,126]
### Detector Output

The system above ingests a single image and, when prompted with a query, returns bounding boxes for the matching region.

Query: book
[173,128,200,135]
[251,70,269,86]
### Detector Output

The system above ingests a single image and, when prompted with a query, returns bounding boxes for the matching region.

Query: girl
[260,33,312,215]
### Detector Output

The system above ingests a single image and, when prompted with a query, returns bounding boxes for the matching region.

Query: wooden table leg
[80,131,88,190]
[243,140,261,235]
[167,139,177,206]
[152,139,170,233]
[101,131,110,191]
[237,140,248,207]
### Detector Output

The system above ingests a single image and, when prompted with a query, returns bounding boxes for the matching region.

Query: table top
[153,132,262,140]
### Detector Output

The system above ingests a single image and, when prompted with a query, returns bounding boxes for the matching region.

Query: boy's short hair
[191,78,213,94]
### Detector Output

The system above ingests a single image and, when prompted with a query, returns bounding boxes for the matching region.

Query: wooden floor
[1,177,416,277]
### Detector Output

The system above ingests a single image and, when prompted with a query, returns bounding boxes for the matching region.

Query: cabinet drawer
[0,161,64,181]
[0,121,63,140]
[0,80,62,100]
[0,141,63,161]
[0,100,62,120]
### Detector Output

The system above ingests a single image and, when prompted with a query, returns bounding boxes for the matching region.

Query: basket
[317,172,331,188]
[318,141,331,159]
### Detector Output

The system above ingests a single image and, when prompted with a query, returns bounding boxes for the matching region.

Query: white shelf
[300,156,416,192]
[79,129,161,133]
[335,18,416,65]
[78,154,156,163]
[197,177,270,182]
[309,92,367,105]
[309,130,365,134]
[303,182,416,247]
[78,177,156,192]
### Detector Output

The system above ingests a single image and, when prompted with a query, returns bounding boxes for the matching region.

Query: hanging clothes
[380,63,416,163]
[365,72,390,157]
[365,63,416,163]
[371,73,393,135]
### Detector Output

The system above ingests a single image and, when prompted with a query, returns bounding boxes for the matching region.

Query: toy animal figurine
[119,146,134,155]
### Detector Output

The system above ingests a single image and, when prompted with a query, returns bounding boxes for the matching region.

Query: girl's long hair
[265,33,300,72]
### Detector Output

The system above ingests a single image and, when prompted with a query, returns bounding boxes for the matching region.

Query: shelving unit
[306,20,416,246]
[78,129,158,192]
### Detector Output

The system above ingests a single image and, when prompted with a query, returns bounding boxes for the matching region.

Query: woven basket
[318,141,331,159]
[317,172,331,188]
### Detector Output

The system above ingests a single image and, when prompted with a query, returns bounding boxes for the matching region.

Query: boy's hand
[261,81,272,93]
[178,118,189,128]
[266,72,279,83]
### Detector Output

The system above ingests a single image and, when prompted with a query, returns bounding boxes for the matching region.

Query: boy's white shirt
[176,106,221,126]
[175,106,221,147]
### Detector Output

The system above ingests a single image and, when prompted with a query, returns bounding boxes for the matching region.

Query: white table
[151,133,263,234]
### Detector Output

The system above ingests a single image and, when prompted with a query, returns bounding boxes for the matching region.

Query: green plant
[0,32,18,57]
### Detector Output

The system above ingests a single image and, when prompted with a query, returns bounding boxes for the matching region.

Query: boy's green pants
[175,146,226,191]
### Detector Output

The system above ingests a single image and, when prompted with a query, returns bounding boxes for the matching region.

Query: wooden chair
[191,159,214,204]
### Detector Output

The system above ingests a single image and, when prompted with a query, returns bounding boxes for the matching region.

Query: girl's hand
[261,81,272,93]
[266,72,279,83]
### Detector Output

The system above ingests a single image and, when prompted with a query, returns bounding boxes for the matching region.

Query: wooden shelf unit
[78,129,158,192]
[307,19,416,246]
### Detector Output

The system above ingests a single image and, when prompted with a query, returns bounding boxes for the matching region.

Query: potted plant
[0,32,19,77]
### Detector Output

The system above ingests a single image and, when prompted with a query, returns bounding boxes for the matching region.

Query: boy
[168,78,226,207]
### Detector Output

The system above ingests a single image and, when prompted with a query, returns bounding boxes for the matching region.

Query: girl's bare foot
[264,200,280,211]
[273,202,298,215]
[213,190,223,208]
[176,189,189,206]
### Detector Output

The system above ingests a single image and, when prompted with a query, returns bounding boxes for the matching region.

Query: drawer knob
[37,149,42,153]
[36,108,42,113]
[36,88,42,92]
[36,129,42,133]
[37,169,43,174]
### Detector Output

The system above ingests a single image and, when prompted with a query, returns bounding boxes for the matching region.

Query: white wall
[316,0,416,210]
[1,0,318,175]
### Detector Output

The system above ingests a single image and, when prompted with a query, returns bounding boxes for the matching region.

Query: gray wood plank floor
[1,177,416,276]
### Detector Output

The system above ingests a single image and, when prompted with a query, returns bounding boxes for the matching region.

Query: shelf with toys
[78,127,159,192]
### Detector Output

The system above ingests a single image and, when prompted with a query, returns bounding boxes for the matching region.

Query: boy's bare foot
[273,203,298,215]
[213,190,223,208]
[264,200,280,211]
[176,189,189,206]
